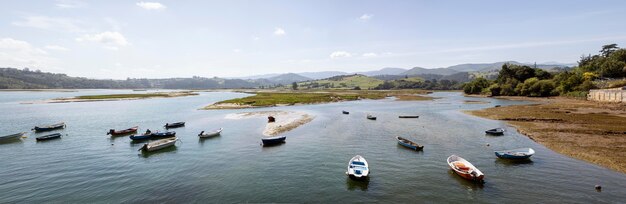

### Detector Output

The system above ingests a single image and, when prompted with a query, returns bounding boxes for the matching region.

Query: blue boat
[396,136,424,151]
[262,136,286,146]
[164,122,185,129]
[485,128,505,135]
[36,133,62,141]
[495,148,535,159]
[33,122,66,132]
[129,133,152,141]
[151,131,176,138]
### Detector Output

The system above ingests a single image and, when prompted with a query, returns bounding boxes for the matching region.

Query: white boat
[447,155,484,182]
[495,148,535,159]
[0,132,26,141]
[346,155,369,179]
[140,137,179,152]
[198,128,223,138]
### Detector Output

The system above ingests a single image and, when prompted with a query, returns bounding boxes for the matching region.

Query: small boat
[151,131,176,138]
[495,148,535,159]
[129,133,152,141]
[447,155,484,182]
[107,126,138,136]
[495,105,502,107]
[396,136,424,151]
[346,155,369,179]
[261,136,286,145]
[139,137,179,152]
[0,132,26,141]
[164,122,185,129]
[366,114,377,120]
[36,133,62,141]
[33,122,66,132]
[342,111,349,114]
[198,128,223,138]
[399,115,419,118]
[485,128,504,135]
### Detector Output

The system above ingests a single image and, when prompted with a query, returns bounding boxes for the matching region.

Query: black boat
[33,122,66,132]
[164,122,185,129]
[366,114,377,120]
[262,136,286,146]
[485,128,505,135]
[342,111,349,114]
[36,133,62,141]
[399,115,419,118]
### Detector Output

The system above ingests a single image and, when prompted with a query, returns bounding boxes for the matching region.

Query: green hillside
[297,74,384,89]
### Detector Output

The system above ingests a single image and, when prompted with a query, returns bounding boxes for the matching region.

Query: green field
[73,92,197,100]
[298,75,384,89]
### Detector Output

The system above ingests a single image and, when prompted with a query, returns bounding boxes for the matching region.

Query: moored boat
[164,122,185,129]
[261,136,286,146]
[485,128,505,135]
[36,133,62,141]
[342,111,349,114]
[139,137,179,152]
[399,115,419,118]
[366,114,377,120]
[198,128,223,138]
[107,126,138,136]
[396,136,424,151]
[129,133,152,141]
[447,155,484,182]
[495,148,535,159]
[151,131,176,138]
[346,155,369,179]
[0,132,26,141]
[33,122,66,132]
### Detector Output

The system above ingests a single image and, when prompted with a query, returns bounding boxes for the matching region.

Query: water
[0,90,625,203]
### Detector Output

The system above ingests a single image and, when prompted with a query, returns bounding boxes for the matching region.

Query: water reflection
[138,146,178,158]
[494,158,534,166]
[346,177,369,191]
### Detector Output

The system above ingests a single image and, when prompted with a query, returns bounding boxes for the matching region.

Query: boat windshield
[351,161,366,166]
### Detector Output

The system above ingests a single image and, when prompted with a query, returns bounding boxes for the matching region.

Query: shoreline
[225,111,314,136]
[21,91,198,104]
[465,96,626,174]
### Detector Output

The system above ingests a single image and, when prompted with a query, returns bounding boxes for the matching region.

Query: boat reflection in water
[346,177,369,191]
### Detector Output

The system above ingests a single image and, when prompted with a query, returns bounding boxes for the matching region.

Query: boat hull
[0,132,26,141]
[164,122,185,129]
[396,136,424,151]
[33,123,65,132]
[399,116,419,118]
[36,133,62,141]
[262,136,286,145]
[130,134,152,140]
[142,138,178,152]
[495,152,533,159]
[447,155,484,182]
[108,126,138,136]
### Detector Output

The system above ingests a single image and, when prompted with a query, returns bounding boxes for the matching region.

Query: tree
[600,43,619,57]
[291,82,298,90]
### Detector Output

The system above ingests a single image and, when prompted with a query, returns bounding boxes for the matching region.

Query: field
[298,75,384,89]
[466,97,626,173]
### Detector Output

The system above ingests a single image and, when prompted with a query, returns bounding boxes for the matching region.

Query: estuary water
[0,90,625,203]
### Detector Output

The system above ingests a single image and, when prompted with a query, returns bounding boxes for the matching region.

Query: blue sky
[1,0,625,79]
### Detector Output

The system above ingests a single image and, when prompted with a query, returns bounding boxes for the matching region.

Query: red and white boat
[447,155,484,182]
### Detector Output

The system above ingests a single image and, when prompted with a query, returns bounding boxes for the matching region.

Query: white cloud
[44,45,69,51]
[0,38,55,68]
[252,36,260,41]
[136,2,166,10]
[274,27,286,36]
[330,51,352,59]
[12,16,85,33]
[233,49,241,53]
[362,52,377,57]
[76,31,129,50]
[359,14,373,21]
[55,0,86,9]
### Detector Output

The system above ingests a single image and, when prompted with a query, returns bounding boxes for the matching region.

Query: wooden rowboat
[346,155,369,179]
[36,133,62,141]
[164,122,185,129]
[396,136,424,151]
[495,148,535,159]
[366,114,377,120]
[0,132,26,141]
[198,128,223,138]
[342,111,349,114]
[107,126,138,136]
[447,155,484,182]
[399,115,419,118]
[140,137,179,152]
[33,122,66,132]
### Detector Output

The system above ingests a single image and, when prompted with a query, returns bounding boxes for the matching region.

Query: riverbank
[22,91,198,104]
[203,90,433,109]
[465,97,626,173]
[225,111,314,136]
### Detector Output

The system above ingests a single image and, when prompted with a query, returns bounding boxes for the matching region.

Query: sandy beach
[225,111,314,136]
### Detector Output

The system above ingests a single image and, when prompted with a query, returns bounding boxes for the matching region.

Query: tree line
[463,44,626,97]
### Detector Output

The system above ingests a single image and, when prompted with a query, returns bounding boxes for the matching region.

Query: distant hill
[356,67,408,76]
[297,71,349,80]
[400,67,459,76]
[0,68,259,89]
[447,61,574,73]
[298,74,383,89]
[265,73,311,85]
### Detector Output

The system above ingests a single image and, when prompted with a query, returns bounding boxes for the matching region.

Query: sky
[1,0,626,79]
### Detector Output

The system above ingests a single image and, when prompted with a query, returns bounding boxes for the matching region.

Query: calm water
[0,90,625,203]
